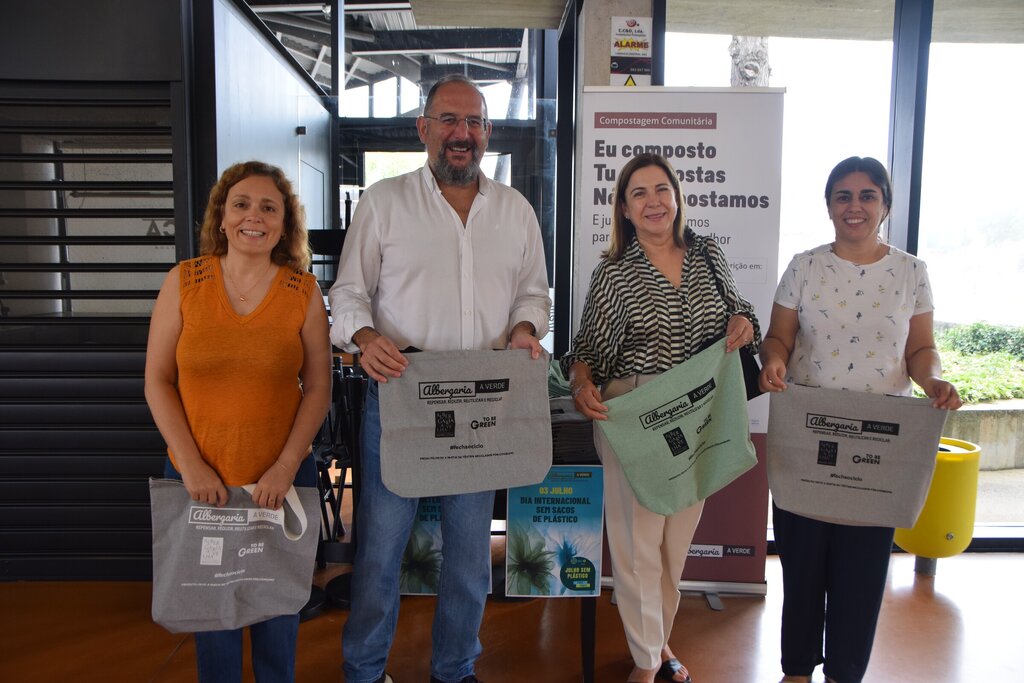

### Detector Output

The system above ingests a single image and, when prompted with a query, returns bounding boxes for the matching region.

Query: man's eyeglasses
[422,114,488,131]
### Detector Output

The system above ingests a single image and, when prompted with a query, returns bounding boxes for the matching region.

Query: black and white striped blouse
[562,229,761,386]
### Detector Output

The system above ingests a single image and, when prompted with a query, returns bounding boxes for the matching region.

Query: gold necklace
[223,259,274,302]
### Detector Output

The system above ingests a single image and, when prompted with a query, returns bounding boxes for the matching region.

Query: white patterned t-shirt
[774,243,933,396]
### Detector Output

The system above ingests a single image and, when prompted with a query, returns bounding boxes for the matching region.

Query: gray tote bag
[767,384,948,527]
[149,479,320,633]
[379,349,553,497]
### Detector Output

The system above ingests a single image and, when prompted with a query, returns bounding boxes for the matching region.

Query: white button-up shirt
[328,164,551,353]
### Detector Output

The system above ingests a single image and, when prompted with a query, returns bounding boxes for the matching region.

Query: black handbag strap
[699,236,731,307]
[698,238,764,400]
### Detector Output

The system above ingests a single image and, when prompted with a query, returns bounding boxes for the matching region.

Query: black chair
[312,357,353,561]
[307,228,345,291]
[312,361,368,551]
[323,366,367,609]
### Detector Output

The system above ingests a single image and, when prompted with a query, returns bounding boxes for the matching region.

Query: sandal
[656,658,692,683]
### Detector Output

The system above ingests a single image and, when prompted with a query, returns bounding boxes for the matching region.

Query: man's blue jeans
[163,456,316,683]
[342,381,495,683]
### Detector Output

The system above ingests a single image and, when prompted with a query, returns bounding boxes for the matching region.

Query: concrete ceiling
[666,0,1024,43]
[410,0,568,30]
[248,0,532,94]
[246,0,1024,94]
[412,0,1024,43]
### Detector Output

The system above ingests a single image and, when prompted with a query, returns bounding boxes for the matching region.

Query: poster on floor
[398,497,495,596]
[399,497,443,595]
[505,465,604,597]
[575,87,783,592]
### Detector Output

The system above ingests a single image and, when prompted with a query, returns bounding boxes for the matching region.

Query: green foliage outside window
[941,322,1024,360]
[913,324,1024,403]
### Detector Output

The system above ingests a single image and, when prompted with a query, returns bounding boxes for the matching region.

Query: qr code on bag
[200,536,224,566]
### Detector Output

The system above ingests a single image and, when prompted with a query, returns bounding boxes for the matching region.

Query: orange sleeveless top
[170,255,317,485]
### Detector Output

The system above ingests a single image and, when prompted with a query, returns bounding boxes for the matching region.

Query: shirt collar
[624,237,645,262]
[625,226,699,263]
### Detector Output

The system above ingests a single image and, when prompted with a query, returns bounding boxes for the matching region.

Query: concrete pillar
[578,0,651,87]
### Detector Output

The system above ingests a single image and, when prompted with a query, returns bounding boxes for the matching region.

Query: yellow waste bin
[894,438,980,563]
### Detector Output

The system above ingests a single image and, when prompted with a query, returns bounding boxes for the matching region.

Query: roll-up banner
[576,87,783,591]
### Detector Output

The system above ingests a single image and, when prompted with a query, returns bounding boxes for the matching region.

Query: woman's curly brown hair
[198,161,311,271]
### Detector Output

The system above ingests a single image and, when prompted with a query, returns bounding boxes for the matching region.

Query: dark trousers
[773,503,895,683]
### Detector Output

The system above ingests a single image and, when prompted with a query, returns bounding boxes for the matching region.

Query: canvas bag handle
[239,484,308,541]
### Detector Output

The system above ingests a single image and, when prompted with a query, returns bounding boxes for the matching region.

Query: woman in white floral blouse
[758,156,962,683]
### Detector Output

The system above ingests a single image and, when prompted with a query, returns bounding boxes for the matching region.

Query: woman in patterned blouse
[758,156,962,683]
[562,153,760,683]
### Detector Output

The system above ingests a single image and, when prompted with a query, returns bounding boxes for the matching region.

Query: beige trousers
[595,375,705,670]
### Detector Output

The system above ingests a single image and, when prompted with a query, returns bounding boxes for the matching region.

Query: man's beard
[430,140,482,186]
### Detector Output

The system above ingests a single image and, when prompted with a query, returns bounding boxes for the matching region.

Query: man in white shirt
[329,75,551,683]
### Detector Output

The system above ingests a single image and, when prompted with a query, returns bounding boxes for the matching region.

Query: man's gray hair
[421,74,489,120]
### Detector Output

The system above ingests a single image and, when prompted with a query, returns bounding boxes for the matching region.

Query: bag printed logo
[418,378,511,400]
[190,507,247,526]
[434,410,455,438]
[421,381,476,399]
[807,413,861,435]
[200,536,224,566]
[238,542,265,557]
[817,441,838,466]
[663,427,689,456]
[639,395,691,430]
[471,416,497,429]
[806,412,902,437]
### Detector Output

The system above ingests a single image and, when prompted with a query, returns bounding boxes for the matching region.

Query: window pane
[666,33,892,279]
[482,81,513,120]
[362,151,427,188]
[340,85,369,118]
[400,76,420,116]
[919,42,1024,327]
[918,38,1024,533]
[372,78,397,118]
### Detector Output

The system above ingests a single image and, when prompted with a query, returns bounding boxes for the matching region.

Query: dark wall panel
[0,0,183,82]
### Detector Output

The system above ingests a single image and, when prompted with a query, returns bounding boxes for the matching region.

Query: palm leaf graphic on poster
[506,522,556,595]
[552,536,582,595]
[555,537,578,567]
[400,527,442,593]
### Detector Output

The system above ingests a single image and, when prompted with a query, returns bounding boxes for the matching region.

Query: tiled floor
[3,552,1022,682]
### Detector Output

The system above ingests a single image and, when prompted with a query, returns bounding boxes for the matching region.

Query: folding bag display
[596,339,757,515]
[766,384,948,527]
[149,479,320,633]
[379,349,552,497]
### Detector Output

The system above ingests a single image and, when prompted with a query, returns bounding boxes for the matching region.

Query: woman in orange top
[145,161,331,682]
